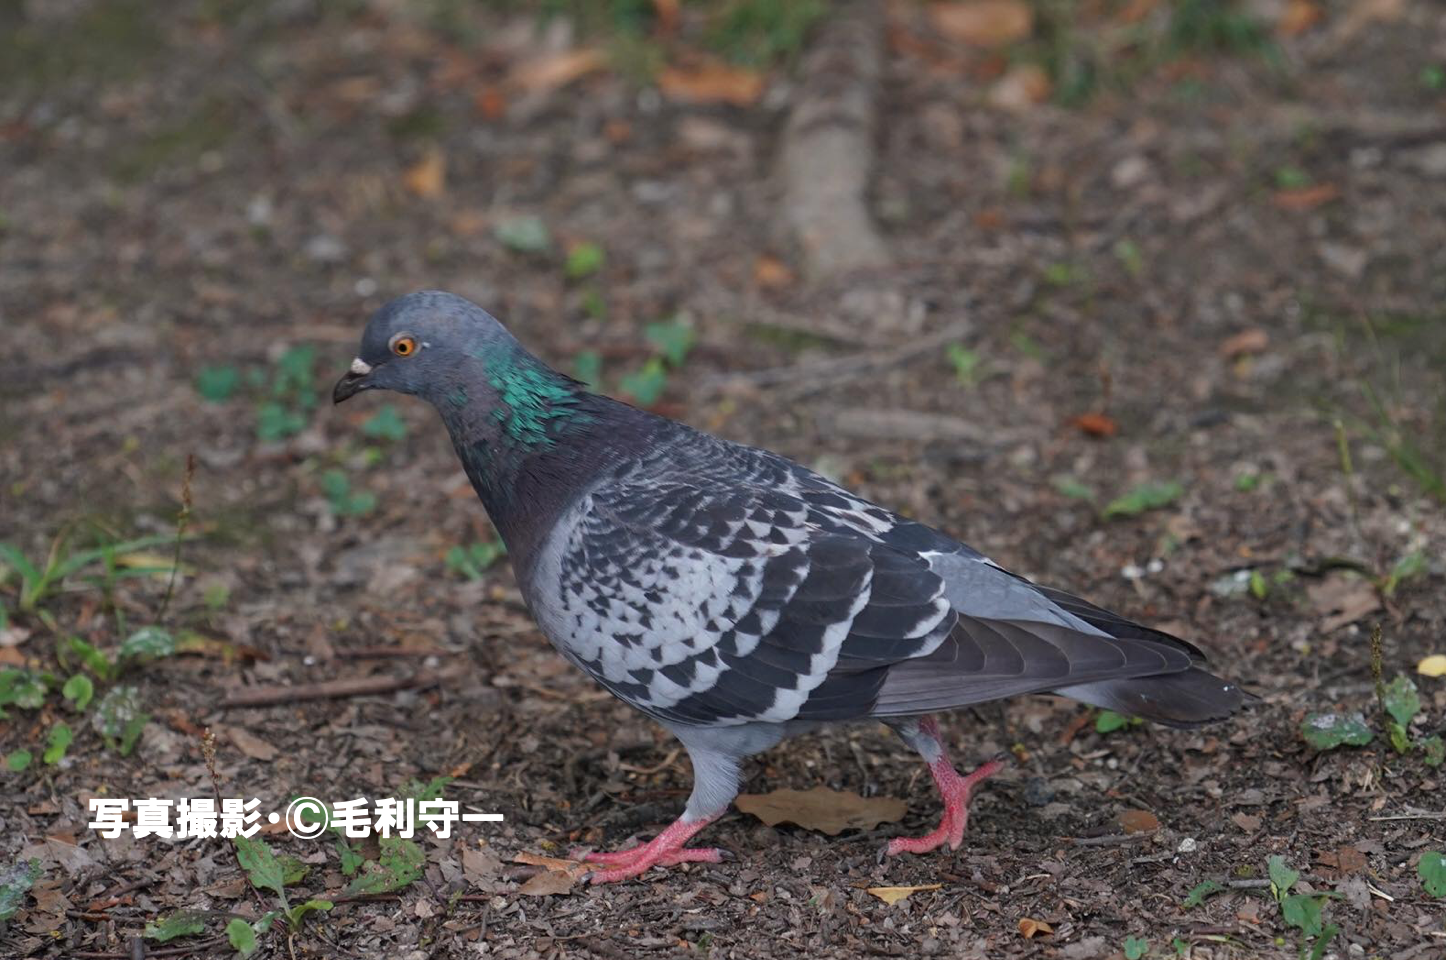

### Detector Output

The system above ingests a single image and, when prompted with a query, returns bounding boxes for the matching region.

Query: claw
[577,814,721,884]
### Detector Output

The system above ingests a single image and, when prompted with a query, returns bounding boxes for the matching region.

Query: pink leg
[578,815,724,884]
[887,717,1004,857]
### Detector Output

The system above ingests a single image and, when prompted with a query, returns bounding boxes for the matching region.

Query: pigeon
[334,290,1245,883]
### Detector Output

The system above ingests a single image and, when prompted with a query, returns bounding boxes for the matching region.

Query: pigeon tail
[1052,666,1246,727]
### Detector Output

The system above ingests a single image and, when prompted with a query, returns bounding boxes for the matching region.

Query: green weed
[445,540,507,580]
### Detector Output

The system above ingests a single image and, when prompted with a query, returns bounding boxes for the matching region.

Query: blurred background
[2,1,1445,957]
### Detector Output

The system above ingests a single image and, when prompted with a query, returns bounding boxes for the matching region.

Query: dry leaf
[989,63,1050,110]
[1418,654,1446,678]
[1319,845,1367,875]
[1277,0,1322,36]
[474,84,506,120]
[658,63,764,107]
[1119,809,1161,834]
[518,869,576,896]
[225,726,278,762]
[930,1,1034,47]
[511,49,604,93]
[1307,574,1382,633]
[1272,184,1339,210]
[735,786,906,835]
[403,151,446,199]
[753,255,795,289]
[462,844,503,884]
[1070,412,1118,437]
[866,883,942,906]
[1220,328,1269,358]
[1018,917,1053,938]
[512,852,590,880]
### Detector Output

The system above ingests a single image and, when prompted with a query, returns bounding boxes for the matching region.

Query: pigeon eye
[390,334,417,357]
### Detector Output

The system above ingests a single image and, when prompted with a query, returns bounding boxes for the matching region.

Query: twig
[1069,833,1150,847]
[73,936,229,959]
[218,668,458,708]
[1368,811,1446,821]
[156,453,194,623]
[700,320,971,402]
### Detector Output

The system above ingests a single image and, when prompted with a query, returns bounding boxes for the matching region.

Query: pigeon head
[332,290,517,405]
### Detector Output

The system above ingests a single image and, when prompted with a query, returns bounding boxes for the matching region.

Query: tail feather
[1053,667,1247,727]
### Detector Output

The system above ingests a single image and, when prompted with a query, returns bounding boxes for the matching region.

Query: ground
[2,1,1445,958]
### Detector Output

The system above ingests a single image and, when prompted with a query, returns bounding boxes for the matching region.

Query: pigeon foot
[887,735,1004,856]
[581,815,723,883]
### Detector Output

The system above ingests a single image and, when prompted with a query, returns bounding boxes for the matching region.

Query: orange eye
[390,334,417,357]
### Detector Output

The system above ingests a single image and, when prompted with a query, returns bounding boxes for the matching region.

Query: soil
[2,2,1445,959]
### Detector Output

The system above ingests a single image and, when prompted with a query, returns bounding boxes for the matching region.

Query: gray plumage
[336,291,1245,846]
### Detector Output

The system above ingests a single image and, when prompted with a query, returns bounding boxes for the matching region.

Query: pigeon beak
[332,358,373,404]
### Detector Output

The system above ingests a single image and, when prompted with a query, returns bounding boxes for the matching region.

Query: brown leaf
[512,852,590,880]
[930,1,1034,47]
[462,844,503,884]
[510,49,604,94]
[1119,809,1161,834]
[753,255,796,289]
[1018,917,1054,938]
[1232,812,1262,832]
[1272,184,1339,210]
[735,786,907,835]
[518,869,577,896]
[224,726,278,761]
[658,63,765,107]
[1319,844,1367,875]
[1219,328,1269,358]
[1307,574,1382,633]
[403,150,446,199]
[866,883,942,906]
[1277,0,1322,36]
[1070,412,1118,438]
[988,63,1051,110]
[474,84,506,121]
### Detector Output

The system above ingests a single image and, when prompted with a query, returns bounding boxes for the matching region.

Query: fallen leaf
[0,647,24,666]
[517,869,576,896]
[1319,845,1367,875]
[1272,184,1339,210]
[1417,654,1446,678]
[510,49,604,94]
[1219,328,1269,358]
[930,1,1033,47]
[1232,812,1262,832]
[1119,809,1161,834]
[474,85,506,120]
[658,63,764,107]
[1018,917,1053,938]
[866,883,942,905]
[462,844,503,884]
[735,786,906,835]
[989,63,1050,110]
[402,150,445,199]
[512,852,589,880]
[1070,412,1118,438]
[225,726,278,762]
[1277,0,1322,36]
[0,624,32,648]
[753,255,795,289]
[1307,574,1381,633]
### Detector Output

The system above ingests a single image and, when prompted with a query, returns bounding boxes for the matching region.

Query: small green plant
[494,215,551,254]
[946,343,983,387]
[144,912,207,943]
[565,241,605,280]
[1102,480,1184,519]
[573,350,603,388]
[1182,879,1224,908]
[1419,851,1446,897]
[1095,710,1141,734]
[1274,166,1312,190]
[42,722,72,765]
[1299,712,1373,751]
[256,344,319,443]
[0,858,40,923]
[1267,855,1338,958]
[93,684,149,756]
[1380,550,1427,597]
[1422,65,1445,91]
[0,529,178,614]
[234,834,333,932]
[195,365,240,401]
[1123,936,1149,960]
[1113,239,1144,278]
[361,404,408,443]
[619,316,696,406]
[445,540,507,580]
[320,469,376,517]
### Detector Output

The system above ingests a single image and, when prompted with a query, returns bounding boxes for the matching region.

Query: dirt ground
[2,2,1445,958]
